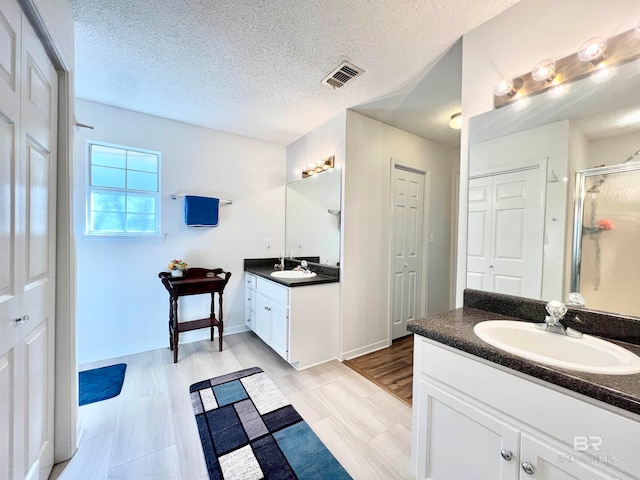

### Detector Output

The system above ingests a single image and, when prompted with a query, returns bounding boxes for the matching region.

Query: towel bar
[170,194,232,206]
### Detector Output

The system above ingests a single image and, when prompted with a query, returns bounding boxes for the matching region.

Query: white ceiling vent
[322,61,364,89]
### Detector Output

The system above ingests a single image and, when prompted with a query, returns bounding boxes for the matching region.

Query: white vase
[171,269,184,277]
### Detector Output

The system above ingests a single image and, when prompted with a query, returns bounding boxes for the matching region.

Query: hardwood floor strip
[343,335,414,406]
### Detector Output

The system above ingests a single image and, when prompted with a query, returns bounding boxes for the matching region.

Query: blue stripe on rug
[78,363,127,406]
[274,421,351,480]
[190,367,352,480]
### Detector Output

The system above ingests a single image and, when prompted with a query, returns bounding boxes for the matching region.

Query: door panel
[26,141,51,282]
[467,177,492,292]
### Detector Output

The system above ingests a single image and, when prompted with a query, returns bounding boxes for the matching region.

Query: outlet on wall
[297,239,303,248]
[266,238,271,248]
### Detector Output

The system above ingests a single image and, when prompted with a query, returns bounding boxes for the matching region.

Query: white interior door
[0,1,58,478]
[391,166,426,340]
[467,168,543,299]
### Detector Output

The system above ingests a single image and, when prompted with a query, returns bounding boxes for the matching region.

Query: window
[87,142,161,235]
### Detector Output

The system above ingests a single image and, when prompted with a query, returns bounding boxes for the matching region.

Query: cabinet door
[270,301,289,360]
[414,378,519,480]
[255,293,272,344]
[519,433,623,480]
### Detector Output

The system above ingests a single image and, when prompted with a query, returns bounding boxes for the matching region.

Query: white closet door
[468,168,543,299]
[0,1,58,478]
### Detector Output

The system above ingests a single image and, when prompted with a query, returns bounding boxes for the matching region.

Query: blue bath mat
[79,363,127,406]
[190,367,352,479]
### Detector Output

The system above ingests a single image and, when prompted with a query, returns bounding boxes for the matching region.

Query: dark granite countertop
[244,258,339,287]
[408,307,640,416]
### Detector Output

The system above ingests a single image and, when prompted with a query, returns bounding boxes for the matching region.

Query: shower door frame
[572,161,640,293]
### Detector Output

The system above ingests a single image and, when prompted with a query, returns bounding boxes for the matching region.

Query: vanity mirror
[285,168,341,266]
[467,56,640,317]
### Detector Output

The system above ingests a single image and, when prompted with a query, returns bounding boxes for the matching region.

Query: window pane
[127,170,157,191]
[126,213,156,232]
[91,145,126,169]
[92,165,126,188]
[91,211,126,232]
[127,194,156,213]
[91,191,125,212]
[127,151,158,173]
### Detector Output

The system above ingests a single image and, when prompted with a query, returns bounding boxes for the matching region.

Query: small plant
[168,259,188,271]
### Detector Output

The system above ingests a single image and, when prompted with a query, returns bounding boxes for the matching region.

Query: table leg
[218,292,224,351]
[172,295,179,363]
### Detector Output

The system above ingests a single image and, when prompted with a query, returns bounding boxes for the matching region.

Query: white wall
[342,111,454,358]
[75,100,286,363]
[286,111,346,182]
[286,110,454,359]
[457,0,639,305]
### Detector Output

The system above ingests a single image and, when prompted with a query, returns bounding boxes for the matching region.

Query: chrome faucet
[536,300,582,338]
[300,260,311,273]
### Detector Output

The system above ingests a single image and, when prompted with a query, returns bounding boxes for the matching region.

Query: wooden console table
[158,268,231,363]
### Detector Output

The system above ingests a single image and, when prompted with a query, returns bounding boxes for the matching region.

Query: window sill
[81,233,167,243]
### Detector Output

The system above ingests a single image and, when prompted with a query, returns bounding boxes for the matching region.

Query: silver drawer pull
[500,449,513,461]
[15,315,30,324]
[521,461,534,475]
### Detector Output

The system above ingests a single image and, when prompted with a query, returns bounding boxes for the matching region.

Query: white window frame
[86,141,162,237]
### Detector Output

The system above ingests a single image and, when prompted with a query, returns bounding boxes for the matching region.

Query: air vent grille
[322,61,364,89]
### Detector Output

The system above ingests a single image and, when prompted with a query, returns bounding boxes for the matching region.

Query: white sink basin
[473,320,640,375]
[270,270,317,279]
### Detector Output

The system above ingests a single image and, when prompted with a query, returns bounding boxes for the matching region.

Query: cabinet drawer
[246,309,255,331]
[257,277,289,305]
[245,273,257,290]
[246,289,256,312]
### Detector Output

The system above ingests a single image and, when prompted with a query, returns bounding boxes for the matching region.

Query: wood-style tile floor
[50,332,414,480]
[343,335,414,406]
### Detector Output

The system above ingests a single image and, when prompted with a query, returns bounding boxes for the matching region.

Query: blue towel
[184,195,219,227]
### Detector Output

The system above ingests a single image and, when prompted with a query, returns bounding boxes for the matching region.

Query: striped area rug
[190,367,352,480]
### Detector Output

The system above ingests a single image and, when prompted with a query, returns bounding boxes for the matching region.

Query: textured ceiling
[70,0,520,146]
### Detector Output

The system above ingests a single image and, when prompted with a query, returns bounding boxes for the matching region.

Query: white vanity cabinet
[412,336,640,480]
[244,273,339,369]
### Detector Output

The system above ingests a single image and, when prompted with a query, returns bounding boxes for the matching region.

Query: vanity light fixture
[494,26,640,108]
[302,155,335,178]
[449,112,462,129]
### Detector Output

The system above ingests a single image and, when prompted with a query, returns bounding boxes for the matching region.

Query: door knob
[404,263,408,267]
[15,315,30,324]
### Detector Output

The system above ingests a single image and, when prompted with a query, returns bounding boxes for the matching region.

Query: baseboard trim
[339,339,390,361]
[77,324,251,364]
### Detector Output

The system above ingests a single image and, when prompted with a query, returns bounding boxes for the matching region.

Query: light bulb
[577,36,607,62]
[493,80,515,96]
[531,59,556,82]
